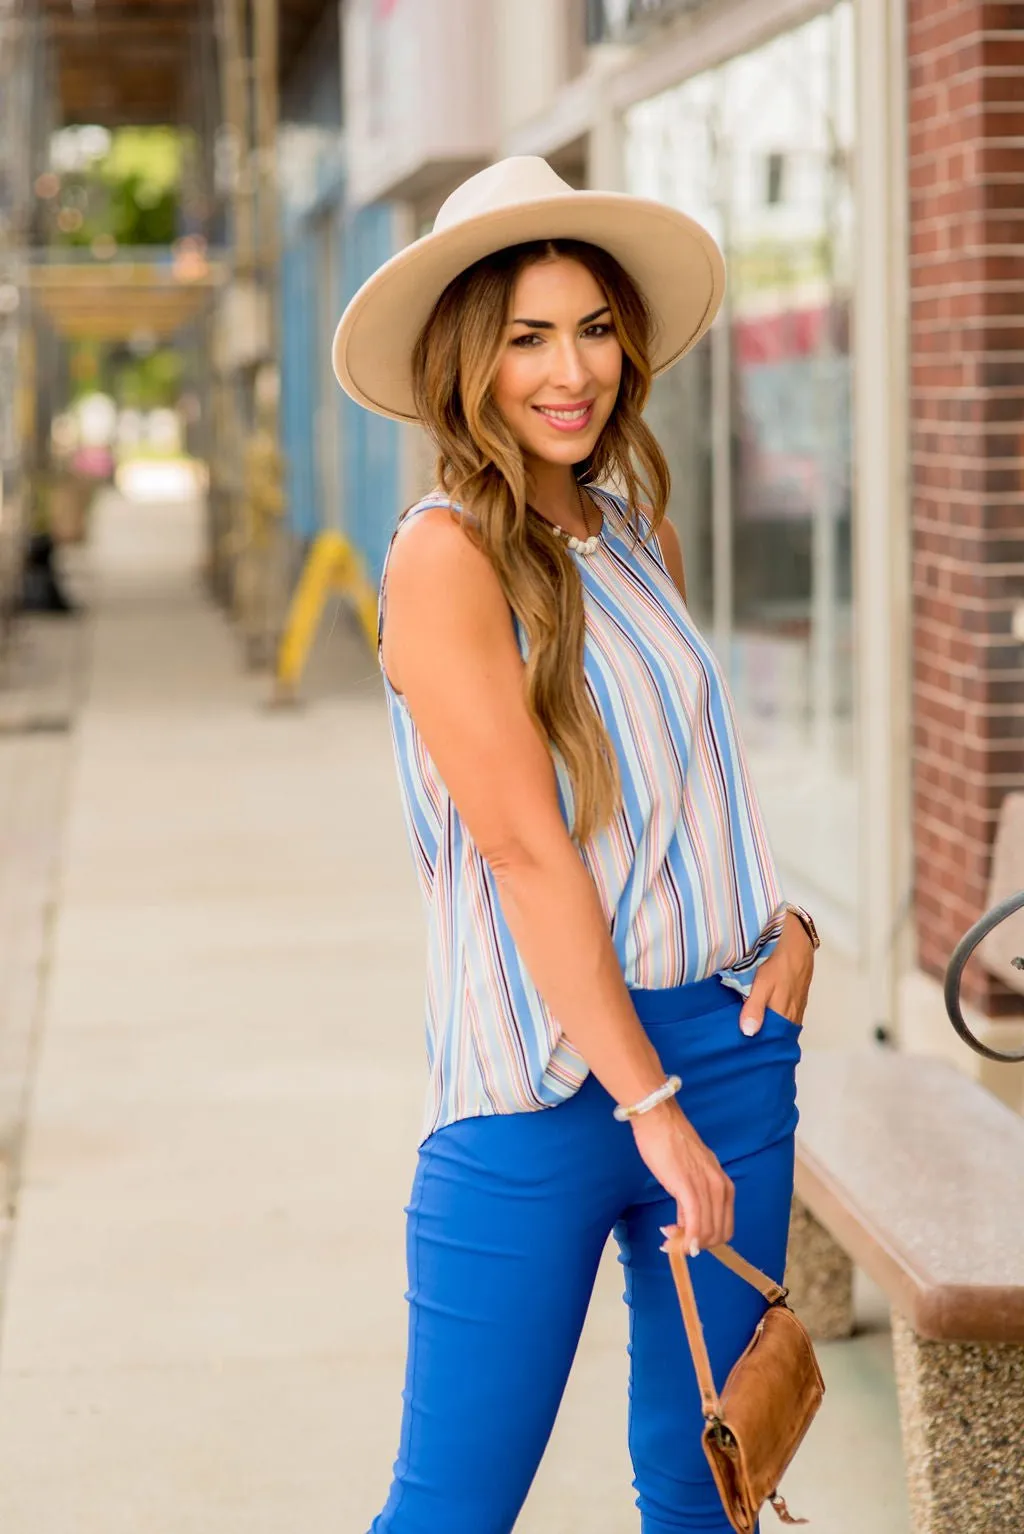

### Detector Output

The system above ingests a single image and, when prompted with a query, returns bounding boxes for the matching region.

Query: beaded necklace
[544,482,603,556]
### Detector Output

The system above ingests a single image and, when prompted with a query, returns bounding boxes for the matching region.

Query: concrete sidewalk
[0,492,908,1532]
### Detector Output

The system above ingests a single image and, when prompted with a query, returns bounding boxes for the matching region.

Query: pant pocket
[763,1003,803,1033]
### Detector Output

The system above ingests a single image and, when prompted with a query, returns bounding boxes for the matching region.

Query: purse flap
[701,1427,760,1534]
[716,1305,825,1506]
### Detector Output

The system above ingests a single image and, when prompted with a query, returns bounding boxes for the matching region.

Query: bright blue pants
[370,976,802,1533]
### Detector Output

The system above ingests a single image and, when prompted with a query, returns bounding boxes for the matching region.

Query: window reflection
[626,3,859,940]
[645,334,714,632]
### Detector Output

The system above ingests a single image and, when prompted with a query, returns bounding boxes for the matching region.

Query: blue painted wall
[276,13,400,578]
[278,195,402,577]
[279,225,321,541]
[340,203,400,586]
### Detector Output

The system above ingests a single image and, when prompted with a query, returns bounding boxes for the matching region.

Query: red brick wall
[907,1,1024,1013]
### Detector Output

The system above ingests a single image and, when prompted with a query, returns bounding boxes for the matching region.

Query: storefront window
[625,3,858,942]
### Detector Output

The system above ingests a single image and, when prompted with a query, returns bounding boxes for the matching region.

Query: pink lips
[533,401,595,433]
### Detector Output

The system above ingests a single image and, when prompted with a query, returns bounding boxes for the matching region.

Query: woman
[333,157,819,1534]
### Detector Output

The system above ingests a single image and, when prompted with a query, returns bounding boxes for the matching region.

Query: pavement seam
[0,611,94,1340]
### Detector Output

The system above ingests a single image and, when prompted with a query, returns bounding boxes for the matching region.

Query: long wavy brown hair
[410,238,671,843]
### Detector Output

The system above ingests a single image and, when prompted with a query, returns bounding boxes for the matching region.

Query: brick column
[907,3,1024,1013]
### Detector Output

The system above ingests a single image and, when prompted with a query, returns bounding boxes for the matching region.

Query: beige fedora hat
[332,156,724,424]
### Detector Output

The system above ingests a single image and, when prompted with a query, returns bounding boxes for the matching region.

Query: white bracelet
[613,1074,682,1123]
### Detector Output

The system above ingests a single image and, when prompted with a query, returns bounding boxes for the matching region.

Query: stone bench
[784,1050,1024,1534]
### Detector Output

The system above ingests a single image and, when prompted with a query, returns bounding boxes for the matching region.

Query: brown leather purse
[667,1236,825,1532]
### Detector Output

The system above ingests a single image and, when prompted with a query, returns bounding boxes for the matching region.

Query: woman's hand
[738,910,815,1036]
[630,1100,735,1253]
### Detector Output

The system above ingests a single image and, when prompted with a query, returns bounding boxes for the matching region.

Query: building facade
[278,0,402,586]
[338,0,1024,1105]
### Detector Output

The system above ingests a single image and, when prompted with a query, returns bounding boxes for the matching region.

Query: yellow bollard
[272,530,379,704]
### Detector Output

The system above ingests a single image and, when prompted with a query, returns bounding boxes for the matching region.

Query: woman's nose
[547,337,589,392]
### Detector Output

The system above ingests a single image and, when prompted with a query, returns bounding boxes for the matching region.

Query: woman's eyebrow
[509,305,612,329]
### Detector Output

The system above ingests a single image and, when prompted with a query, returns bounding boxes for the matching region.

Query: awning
[43,0,334,126]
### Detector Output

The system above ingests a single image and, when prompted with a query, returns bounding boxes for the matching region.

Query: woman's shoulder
[378,493,502,682]
[392,490,478,542]
[409,487,461,512]
[385,495,491,596]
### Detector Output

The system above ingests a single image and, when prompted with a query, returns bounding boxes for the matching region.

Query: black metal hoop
[943,890,1024,1063]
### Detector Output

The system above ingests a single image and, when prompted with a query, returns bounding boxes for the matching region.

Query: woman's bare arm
[383,506,666,1108]
[383,507,734,1249]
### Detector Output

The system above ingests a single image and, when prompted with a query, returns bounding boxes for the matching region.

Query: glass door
[625,3,859,948]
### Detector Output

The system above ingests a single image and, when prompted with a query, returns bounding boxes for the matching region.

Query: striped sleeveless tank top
[378,489,787,1142]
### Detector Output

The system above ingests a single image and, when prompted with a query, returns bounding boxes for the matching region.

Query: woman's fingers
[696,1175,718,1248]
[738,981,767,1036]
[673,1164,734,1252]
[708,1166,732,1249]
[723,1169,736,1245]
[675,1188,703,1257]
[702,1167,734,1250]
[631,1107,736,1255]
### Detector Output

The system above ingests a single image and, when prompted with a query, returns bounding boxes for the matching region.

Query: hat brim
[332,192,725,423]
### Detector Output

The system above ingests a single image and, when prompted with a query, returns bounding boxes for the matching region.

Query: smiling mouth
[533,402,595,430]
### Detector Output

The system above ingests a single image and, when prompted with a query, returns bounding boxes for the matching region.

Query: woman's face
[491,256,623,471]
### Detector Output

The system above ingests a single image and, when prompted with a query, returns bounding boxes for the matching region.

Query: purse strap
[667,1234,788,1420]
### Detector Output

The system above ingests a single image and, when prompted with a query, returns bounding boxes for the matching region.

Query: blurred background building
[1,0,1021,1099]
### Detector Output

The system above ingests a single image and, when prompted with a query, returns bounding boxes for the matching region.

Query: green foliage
[115,350,184,410]
[66,344,184,412]
[101,128,184,197]
[55,128,192,408]
[101,128,184,245]
[106,172,178,246]
[68,339,108,400]
[52,127,188,250]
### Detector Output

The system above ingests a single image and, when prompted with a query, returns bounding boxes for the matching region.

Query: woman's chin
[521,430,602,469]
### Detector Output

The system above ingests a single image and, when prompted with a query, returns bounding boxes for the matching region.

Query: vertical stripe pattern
[379,490,787,1141]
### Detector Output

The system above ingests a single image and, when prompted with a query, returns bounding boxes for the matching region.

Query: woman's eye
[510,325,611,347]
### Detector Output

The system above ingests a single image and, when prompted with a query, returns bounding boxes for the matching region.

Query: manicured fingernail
[740,1019,760,1036]
[689,1240,700,1258]
[660,1225,677,1238]
[660,1242,670,1253]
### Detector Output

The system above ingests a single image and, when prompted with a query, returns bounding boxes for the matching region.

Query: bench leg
[783,1195,855,1340]
[892,1312,1024,1534]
